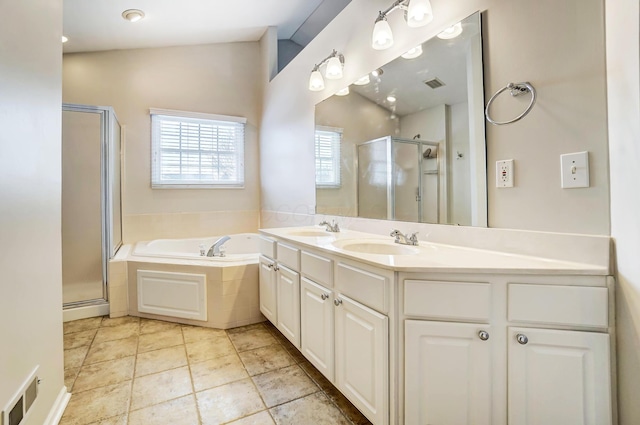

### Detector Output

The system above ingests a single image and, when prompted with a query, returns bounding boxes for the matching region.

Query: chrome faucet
[207,235,231,257]
[390,229,419,246]
[319,220,340,232]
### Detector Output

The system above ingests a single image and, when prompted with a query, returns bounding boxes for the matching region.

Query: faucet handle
[331,220,340,232]
[409,232,419,245]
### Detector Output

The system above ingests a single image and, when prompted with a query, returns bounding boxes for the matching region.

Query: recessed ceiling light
[401,45,423,59]
[387,95,397,103]
[61,35,69,43]
[437,22,463,39]
[354,75,370,85]
[122,9,145,23]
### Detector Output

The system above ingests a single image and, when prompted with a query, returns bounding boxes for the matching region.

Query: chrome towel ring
[485,82,536,126]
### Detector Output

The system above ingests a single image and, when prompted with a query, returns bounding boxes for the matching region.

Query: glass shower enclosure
[62,104,122,310]
[357,136,442,223]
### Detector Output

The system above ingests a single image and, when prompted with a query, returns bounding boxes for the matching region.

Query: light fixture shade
[372,19,394,50]
[354,75,370,85]
[336,87,350,96]
[437,22,463,39]
[401,45,423,59]
[406,0,433,27]
[309,70,325,91]
[122,9,145,22]
[325,56,343,79]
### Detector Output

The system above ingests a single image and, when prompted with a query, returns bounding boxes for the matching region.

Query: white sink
[331,240,420,255]
[287,230,334,238]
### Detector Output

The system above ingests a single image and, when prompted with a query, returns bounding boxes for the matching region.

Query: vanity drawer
[404,280,491,322]
[336,262,387,313]
[301,251,333,288]
[276,242,300,271]
[508,283,608,328]
[259,236,276,259]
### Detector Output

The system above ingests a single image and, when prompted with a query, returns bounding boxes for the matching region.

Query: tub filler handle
[207,236,231,257]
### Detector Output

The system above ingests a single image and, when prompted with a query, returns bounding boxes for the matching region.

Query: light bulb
[325,56,343,80]
[336,87,350,96]
[371,18,394,50]
[354,75,370,85]
[309,70,325,91]
[407,0,433,28]
[401,45,423,59]
[437,22,463,39]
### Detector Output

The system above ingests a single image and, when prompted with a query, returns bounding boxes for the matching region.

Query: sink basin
[287,230,334,237]
[331,240,420,255]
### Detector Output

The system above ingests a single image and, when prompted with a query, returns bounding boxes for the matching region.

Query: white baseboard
[63,304,110,322]
[43,387,71,425]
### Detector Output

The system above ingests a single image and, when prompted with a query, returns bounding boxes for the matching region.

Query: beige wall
[63,43,262,242]
[606,0,640,423]
[0,0,66,422]
[260,0,609,235]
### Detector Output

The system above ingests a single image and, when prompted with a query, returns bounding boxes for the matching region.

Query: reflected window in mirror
[315,126,342,188]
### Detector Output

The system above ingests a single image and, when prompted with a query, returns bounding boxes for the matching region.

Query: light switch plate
[561,151,589,188]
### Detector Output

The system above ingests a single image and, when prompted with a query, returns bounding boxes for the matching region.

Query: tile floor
[62,316,372,425]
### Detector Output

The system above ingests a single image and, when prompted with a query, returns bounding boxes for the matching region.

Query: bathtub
[132,233,260,263]
[119,233,263,329]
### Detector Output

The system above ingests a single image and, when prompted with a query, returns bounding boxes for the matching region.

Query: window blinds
[315,127,342,188]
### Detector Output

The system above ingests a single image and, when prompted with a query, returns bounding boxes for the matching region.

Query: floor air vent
[2,367,39,425]
[424,77,445,89]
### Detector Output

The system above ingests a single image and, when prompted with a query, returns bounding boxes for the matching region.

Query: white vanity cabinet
[258,255,277,323]
[300,277,334,380]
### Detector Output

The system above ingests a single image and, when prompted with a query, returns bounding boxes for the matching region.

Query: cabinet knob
[334,298,343,307]
[516,333,529,345]
[321,293,329,301]
[478,330,490,341]
[267,263,274,269]
[273,265,280,272]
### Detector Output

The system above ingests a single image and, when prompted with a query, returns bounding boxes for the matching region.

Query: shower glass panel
[62,104,122,308]
[392,141,420,222]
[357,138,391,219]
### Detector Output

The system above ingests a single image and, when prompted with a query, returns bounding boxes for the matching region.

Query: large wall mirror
[315,12,487,226]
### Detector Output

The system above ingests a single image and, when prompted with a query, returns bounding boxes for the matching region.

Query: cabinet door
[300,277,334,381]
[405,320,492,425]
[276,264,300,347]
[335,294,388,425]
[258,255,277,324]
[508,327,612,425]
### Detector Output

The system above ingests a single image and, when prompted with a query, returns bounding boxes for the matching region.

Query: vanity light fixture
[401,44,423,59]
[437,22,463,39]
[354,75,371,85]
[308,49,345,91]
[336,87,350,96]
[122,9,145,22]
[61,35,69,43]
[372,0,433,50]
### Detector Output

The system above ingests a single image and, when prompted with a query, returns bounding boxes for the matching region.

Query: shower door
[62,104,122,307]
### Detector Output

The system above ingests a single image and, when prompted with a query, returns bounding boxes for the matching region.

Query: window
[150,108,246,188]
[315,126,342,188]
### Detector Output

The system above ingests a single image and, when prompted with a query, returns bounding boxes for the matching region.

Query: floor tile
[86,415,128,425]
[299,361,333,393]
[270,392,350,425]
[130,366,193,411]
[64,317,103,335]
[64,346,90,370]
[73,356,135,393]
[93,323,140,344]
[182,325,227,344]
[59,381,131,425]
[228,325,276,352]
[84,336,138,365]
[140,318,181,334]
[239,344,295,376]
[252,365,319,408]
[185,337,236,364]
[324,386,372,425]
[190,353,248,392]
[227,410,275,425]
[128,395,199,425]
[137,328,184,353]
[64,329,98,350]
[196,378,265,425]
[135,345,187,377]
[64,368,80,391]
[101,316,140,327]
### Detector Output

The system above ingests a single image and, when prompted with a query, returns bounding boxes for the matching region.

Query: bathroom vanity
[258,226,615,425]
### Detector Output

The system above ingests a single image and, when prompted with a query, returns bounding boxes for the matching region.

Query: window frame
[315,125,343,189]
[150,108,246,189]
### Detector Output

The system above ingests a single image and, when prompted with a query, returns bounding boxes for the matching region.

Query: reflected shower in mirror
[315,12,487,226]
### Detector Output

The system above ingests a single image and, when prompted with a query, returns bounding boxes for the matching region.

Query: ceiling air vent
[424,78,445,89]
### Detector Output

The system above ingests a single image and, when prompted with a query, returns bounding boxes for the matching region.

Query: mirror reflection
[315,12,487,226]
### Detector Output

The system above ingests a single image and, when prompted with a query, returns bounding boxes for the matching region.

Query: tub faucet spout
[207,236,231,257]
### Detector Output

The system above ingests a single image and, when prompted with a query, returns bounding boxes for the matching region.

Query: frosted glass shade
[325,56,343,79]
[354,75,370,85]
[406,0,433,27]
[372,19,394,50]
[336,87,350,96]
[401,45,423,59]
[309,70,325,91]
[437,22,463,39]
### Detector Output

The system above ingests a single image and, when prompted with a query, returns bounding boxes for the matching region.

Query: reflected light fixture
[308,50,345,91]
[336,87,350,96]
[437,22,463,39]
[401,45,423,59]
[387,95,397,103]
[372,0,433,50]
[371,68,384,78]
[61,35,69,43]
[122,9,145,22]
[354,75,370,85]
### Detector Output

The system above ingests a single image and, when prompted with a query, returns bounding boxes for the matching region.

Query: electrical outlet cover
[496,159,514,188]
